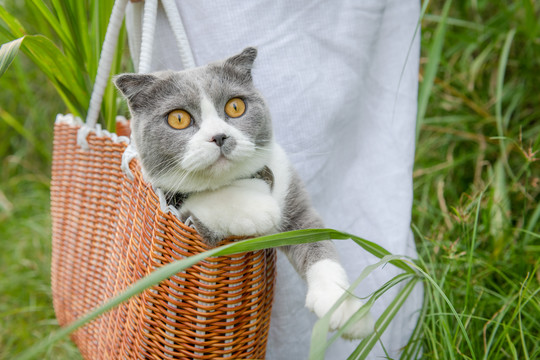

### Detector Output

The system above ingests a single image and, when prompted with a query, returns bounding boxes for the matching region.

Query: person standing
[125,1,423,358]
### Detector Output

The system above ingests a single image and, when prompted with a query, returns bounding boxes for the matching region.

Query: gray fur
[115,70,201,190]
[278,168,338,278]
[218,135,237,157]
[181,211,223,247]
[114,47,272,195]
[114,47,339,280]
[253,165,274,190]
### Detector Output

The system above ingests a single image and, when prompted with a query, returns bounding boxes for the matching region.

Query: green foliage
[0,0,538,359]
[0,1,127,358]
[0,38,21,77]
[0,0,127,130]
[412,0,540,358]
[0,181,80,360]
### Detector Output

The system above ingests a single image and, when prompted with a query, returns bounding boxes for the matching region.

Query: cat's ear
[114,73,157,102]
[223,47,258,80]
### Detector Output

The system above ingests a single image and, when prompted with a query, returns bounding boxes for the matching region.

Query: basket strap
[86,0,129,129]
[161,0,196,70]
[86,0,195,129]
[138,0,195,73]
[119,1,196,180]
[137,0,158,73]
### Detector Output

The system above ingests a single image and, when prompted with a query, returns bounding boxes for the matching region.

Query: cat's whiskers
[148,156,181,174]
[147,156,193,194]
[168,170,193,195]
[253,147,272,152]
[147,157,183,183]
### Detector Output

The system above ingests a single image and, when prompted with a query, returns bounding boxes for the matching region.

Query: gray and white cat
[114,47,374,339]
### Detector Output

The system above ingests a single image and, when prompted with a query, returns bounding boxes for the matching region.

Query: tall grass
[412,0,539,358]
[0,1,124,358]
[0,0,538,359]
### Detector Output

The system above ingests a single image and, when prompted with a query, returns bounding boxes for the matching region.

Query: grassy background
[0,0,538,359]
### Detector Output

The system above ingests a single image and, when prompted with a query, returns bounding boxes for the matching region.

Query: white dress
[126,1,423,358]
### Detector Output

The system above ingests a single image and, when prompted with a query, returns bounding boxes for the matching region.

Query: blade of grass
[464,190,484,310]
[490,160,510,258]
[417,0,452,140]
[1,1,118,125]
[330,273,415,344]
[422,14,484,31]
[347,277,419,360]
[0,37,21,77]
[400,289,428,360]
[27,0,76,61]
[524,199,540,244]
[50,1,89,83]
[0,4,25,37]
[22,35,87,115]
[409,262,476,359]
[309,256,416,359]
[54,1,92,101]
[469,43,495,91]
[347,234,415,274]
[494,28,517,181]
[0,108,51,160]
[412,223,460,359]
[521,0,538,40]
[0,35,88,116]
[517,273,531,360]
[90,0,114,78]
[485,273,538,359]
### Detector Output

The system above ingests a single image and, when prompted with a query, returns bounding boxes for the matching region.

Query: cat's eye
[167,109,191,130]
[225,98,246,118]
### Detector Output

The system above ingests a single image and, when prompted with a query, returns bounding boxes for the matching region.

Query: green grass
[0,0,539,359]
[411,1,540,358]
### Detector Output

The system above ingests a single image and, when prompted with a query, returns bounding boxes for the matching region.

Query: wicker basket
[51,118,276,359]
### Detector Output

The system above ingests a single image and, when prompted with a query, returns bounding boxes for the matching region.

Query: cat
[114,47,374,339]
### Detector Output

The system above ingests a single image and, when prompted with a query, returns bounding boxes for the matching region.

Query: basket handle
[85,0,195,128]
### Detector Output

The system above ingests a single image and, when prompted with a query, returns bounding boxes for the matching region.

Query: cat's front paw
[305,260,374,339]
[226,192,281,236]
[180,178,281,240]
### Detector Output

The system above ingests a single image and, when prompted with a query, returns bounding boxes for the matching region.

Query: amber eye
[167,109,191,129]
[225,98,246,118]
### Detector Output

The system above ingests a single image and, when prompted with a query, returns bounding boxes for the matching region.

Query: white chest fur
[179,142,291,239]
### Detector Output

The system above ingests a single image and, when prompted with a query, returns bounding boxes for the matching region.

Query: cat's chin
[183,153,246,180]
[209,154,231,169]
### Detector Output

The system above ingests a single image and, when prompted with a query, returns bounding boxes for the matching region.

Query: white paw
[181,179,281,238]
[227,199,280,235]
[332,297,374,340]
[305,260,374,339]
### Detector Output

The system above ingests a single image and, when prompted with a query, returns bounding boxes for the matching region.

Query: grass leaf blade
[309,256,413,359]
[0,37,22,78]
[417,0,452,140]
[348,278,419,360]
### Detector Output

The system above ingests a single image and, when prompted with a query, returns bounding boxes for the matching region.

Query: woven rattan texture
[51,122,276,359]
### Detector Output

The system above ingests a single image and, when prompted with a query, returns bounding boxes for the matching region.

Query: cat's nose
[211,133,228,147]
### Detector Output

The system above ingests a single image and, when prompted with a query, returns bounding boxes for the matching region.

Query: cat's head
[114,47,273,193]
